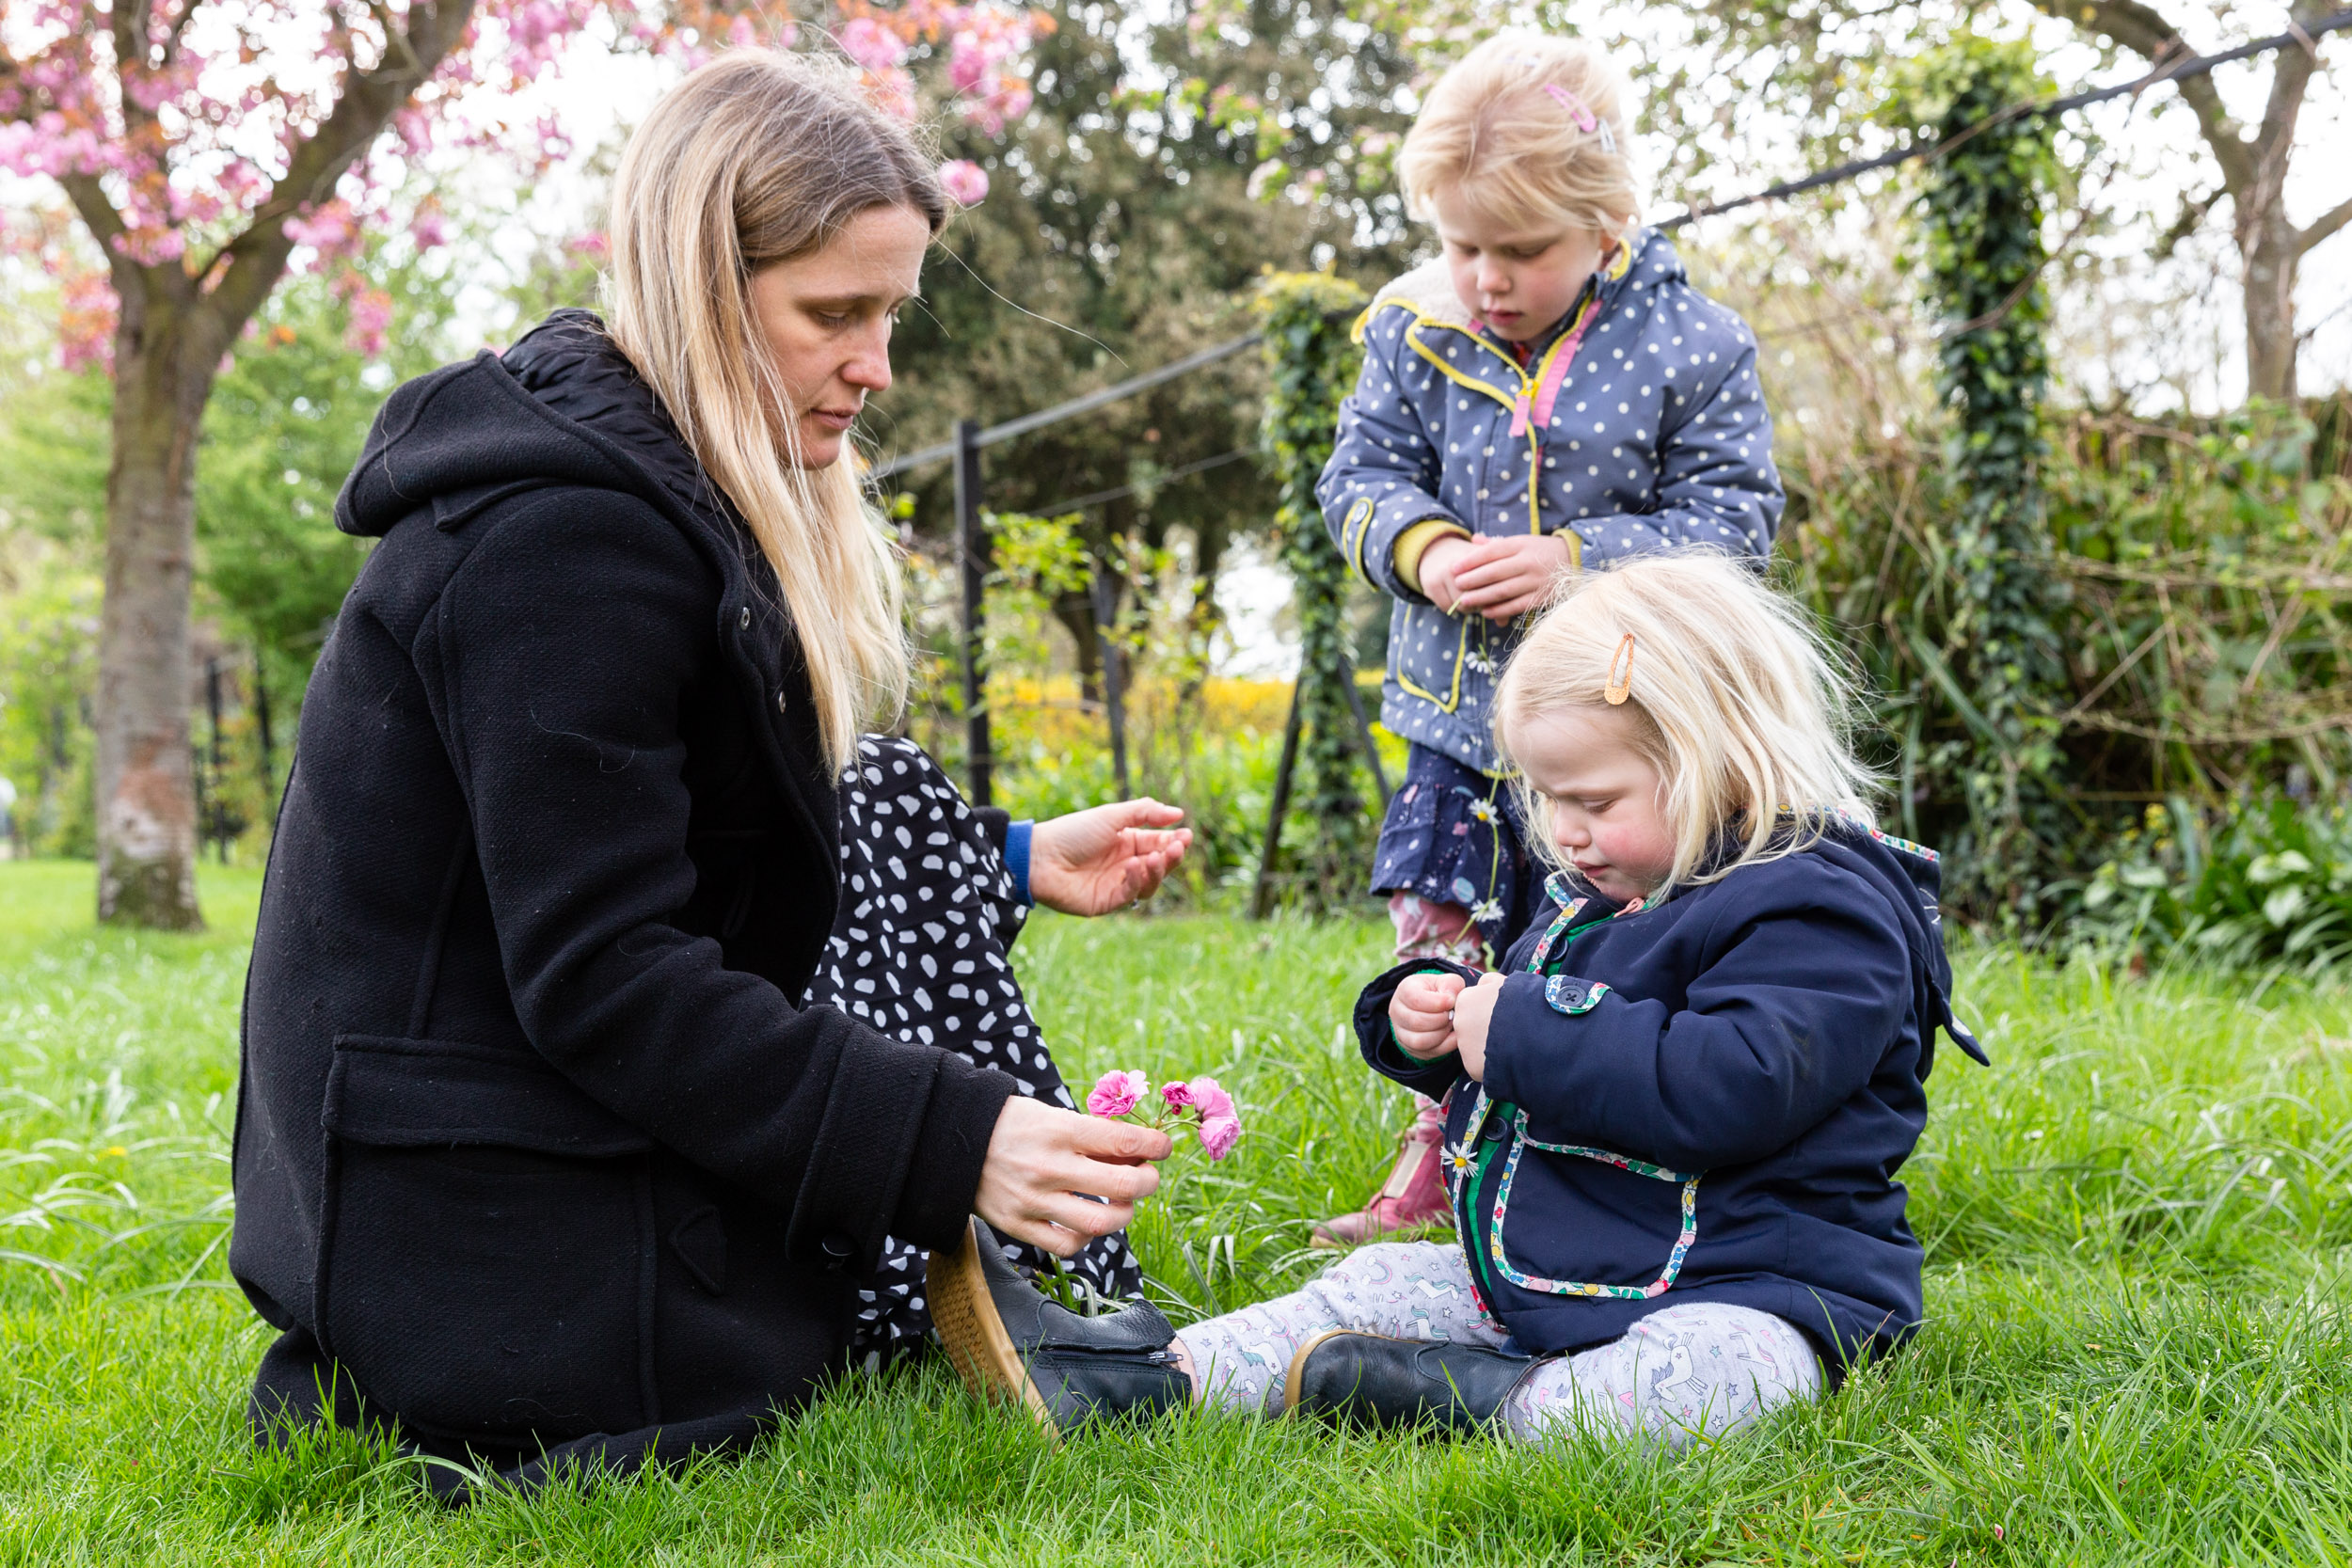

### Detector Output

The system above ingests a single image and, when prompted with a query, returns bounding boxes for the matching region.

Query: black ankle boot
[1283,1330,1544,1433]
[926,1217,1189,1433]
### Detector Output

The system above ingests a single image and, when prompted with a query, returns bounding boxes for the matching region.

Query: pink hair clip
[1542,82,1617,153]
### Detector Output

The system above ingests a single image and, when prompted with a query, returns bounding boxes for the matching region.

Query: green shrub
[2070,796,2352,973]
[1785,397,2352,934]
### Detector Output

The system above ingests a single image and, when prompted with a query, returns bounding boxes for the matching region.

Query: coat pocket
[317,1035,658,1443]
[1392,604,1470,714]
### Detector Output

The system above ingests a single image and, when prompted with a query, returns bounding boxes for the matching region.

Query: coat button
[739,607,751,629]
[776,689,788,715]
[820,1232,854,1269]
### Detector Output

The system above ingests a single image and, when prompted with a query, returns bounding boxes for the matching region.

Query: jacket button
[776,689,788,715]
[739,607,751,629]
[820,1232,854,1268]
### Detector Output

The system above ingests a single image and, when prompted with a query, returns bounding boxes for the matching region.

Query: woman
[230,51,1182,1493]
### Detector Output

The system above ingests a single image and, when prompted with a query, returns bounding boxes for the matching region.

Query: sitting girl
[928,552,1983,1446]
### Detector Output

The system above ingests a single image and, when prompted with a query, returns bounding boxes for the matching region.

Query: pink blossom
[57,271,116,373]
[947,30,992,92]
[408,206,450,251]
[937,158,988,206]
[861,66,918,120]
[1161,1080,1195,1112]
[839,18,908,72]
[1198,1114,1241,1162]
[284,199,359,258]
[1183,1076,1236,1125]
[1086,1069,1149,1119]
[335,271,393,357]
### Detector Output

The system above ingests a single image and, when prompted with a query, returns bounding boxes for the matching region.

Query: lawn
[3,859,2352,1563]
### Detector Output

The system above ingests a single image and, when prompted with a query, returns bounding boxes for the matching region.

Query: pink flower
[1086,1069,1149,1118]
[1198,1115,1241,1162]
[861,65,917,120]
[937,159,988,207]
[839,17,907,72]
[1181,1076,1236,1124]
[1161,1080,1194,1111]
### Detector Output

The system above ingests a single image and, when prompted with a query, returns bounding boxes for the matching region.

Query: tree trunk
[96,303,220,929]
[2239,199,2301,404]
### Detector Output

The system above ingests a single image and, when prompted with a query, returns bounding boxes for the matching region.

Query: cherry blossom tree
[0,0,1041,927]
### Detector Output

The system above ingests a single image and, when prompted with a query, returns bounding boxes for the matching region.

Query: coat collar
[1359,229,1655,387]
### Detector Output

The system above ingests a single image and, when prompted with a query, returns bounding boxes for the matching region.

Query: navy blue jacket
[1355,821,1984,1368]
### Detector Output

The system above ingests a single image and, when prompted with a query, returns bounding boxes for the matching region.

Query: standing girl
[929,553,1985,1445]
[1313,32,1786,1243]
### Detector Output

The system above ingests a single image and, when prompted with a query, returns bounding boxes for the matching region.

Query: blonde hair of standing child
[1396,32,1642,243]
[1495,553,1880,893]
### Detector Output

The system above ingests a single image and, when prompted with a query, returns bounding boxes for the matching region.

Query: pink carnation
[1198,1114,1241,1162]
[1181,1076,1235,1124]
[937,159,988,207]
[1086,1069,1149,1119]
[1161,1080,1194,1111]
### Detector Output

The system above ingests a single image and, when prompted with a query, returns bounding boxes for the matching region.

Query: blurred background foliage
[3,2,2351,977]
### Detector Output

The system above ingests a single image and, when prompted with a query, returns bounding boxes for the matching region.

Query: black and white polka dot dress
[805,736,1142,1365]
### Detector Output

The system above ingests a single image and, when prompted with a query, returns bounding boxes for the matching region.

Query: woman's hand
[1437,534,1576,623]
[973,1097,1173,1257]
[1027,800,1192,915]
[1390,972,1466,1060]
[1449,972,1506,1080]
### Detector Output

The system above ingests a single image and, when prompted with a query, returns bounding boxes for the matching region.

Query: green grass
[4,859,2352,1563]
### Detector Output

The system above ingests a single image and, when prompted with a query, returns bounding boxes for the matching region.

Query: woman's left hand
[1028,800,1192,916]
[1450,971,1507,1080]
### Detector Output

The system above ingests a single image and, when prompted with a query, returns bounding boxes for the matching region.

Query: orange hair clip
[1604,634,1635,705]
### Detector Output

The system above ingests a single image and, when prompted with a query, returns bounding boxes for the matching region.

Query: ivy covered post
[1253,271,1373,915]
[1890,36,2074,912]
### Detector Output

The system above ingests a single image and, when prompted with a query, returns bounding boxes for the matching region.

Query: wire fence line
[867,10,2348,488]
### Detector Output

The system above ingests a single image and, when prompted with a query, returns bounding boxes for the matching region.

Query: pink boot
[1311,1097,1452,1247]
[1311,892,1485,1247]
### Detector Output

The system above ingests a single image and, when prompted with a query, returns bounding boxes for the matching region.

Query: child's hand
[1389,972,1466,1060]
[1418,533,1477,614]
[1450,971,1507,1080]
[1446,534,1577,623]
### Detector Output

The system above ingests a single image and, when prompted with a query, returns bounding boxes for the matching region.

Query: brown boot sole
[925,1217,1057,1435]
[1281,1327,1363,1416]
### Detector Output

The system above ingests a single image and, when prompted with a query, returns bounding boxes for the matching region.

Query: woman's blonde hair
[606,50,944,774]
[1398,32,1640,242]
[1495,553,1880,893]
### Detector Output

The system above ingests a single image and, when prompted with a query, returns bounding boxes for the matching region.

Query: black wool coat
[230,311,1018,1472]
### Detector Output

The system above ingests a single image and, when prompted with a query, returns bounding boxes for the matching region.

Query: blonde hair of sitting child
[1495,553,1880,893]
[1396,32,1641,244]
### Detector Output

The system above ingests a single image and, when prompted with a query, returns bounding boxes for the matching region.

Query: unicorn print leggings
[1173,1241,1823,1449]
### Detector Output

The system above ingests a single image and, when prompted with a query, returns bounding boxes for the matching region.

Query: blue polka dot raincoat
[1318,228,1785,776]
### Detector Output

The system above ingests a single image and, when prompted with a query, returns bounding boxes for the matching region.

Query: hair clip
[1604,633,1635,705]
[1541,82,1617,153]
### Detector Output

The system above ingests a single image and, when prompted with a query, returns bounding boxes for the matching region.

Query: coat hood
[336,310,711,542]
[1548,816,1985,1070]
